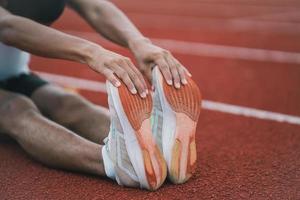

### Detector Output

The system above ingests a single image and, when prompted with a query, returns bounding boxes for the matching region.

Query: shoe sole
[153,67,201,184]
[107,81,167,190]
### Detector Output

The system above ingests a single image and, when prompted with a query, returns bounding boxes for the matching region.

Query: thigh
[31,84,110,143]
[31,84,83,116]
[31,84,103,118]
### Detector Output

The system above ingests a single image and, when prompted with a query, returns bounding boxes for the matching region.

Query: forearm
[0,6,149,96]
[67,1,191,88]
[69,0,149,49]
[0,13,100,64]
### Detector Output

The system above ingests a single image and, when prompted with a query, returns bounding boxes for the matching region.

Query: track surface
[1,0,300,199]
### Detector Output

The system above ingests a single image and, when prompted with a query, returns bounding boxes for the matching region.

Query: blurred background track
[1,0,300,199]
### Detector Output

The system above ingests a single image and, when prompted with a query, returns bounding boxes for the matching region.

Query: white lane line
[64,30,300,64]
[36,71,107,93]
[36,71,300,126]
[153,39,300,64]
[202,101,300,125]
[122,13,300,35]
[113,0,300,9]
[240,10,300,22]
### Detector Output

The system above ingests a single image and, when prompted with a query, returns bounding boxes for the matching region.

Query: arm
[0,6,94,64]
[67,0,144,48]
[68,0,191,88]
[0,7,147,97]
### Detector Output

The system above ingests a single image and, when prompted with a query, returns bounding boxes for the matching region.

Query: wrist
[79,42,105,65]
[128,37,151,52]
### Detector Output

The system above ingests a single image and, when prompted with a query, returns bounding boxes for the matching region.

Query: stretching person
[0,0,201,190]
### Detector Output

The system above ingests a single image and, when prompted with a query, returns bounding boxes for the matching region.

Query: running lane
[1,110,299,199]
[1,0,300,199]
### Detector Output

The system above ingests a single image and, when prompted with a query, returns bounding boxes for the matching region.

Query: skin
[0,88,106,176]
[0,0,191,93]
[0,85,139,187]
[31,85,111,143]
[70,0,192,88]
[0,0,192,188]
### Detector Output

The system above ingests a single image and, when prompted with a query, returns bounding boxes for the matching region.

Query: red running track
[1,0,300,199]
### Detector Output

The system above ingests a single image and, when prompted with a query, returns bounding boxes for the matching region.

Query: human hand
[129,38,191,89]
[87,46,148,98]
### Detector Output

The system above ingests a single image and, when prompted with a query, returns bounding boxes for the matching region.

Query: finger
[177,65,188,85]
[126,60,148,90]
[173,59,188,85]
[166,56,181,89]
[109,63,137,95]
[182,66,192,77]
[122,60,147,98]
[155,58,173,85]
[101,68,121,87]
[125,59,148,93]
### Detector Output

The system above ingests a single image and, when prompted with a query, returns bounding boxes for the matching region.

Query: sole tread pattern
[163,78,201,122]
[118,84,167,190]
[162,77,201,184]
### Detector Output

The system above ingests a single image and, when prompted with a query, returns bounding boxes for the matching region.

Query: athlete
[0,0,201,190]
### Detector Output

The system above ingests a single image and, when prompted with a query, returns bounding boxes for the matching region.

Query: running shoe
[151,66,201,184]
[102,80,167,190]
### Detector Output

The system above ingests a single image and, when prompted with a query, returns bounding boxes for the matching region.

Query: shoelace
[103,137,110,153]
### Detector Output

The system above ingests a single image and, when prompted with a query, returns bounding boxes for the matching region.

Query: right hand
[87,46,148,98]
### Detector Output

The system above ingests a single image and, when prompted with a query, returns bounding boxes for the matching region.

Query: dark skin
[0,0,192,188]
[0,0,192,97]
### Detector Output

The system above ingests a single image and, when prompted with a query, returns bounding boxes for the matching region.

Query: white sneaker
[102,80,167,190]
[151,67,201,184]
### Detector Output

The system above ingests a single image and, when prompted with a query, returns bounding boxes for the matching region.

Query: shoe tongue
[103,137,109,145]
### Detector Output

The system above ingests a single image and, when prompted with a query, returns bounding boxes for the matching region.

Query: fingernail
[187,72,192,77]
[146,89,149,94]
[131,88,137,94]
[115,81,121,87]
[182,79,188,85]
[167,80,173,85]
[140,92,146,98]
[175,82,180,89]
[151,85,154,90]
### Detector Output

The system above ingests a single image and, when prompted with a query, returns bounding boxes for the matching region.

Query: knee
[0,93,39,119]
[50,92,90,120]
[57,93,90,112]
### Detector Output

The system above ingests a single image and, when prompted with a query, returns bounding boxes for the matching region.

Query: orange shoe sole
[163,76,201,184]
[153,67,201,184]
[118,84,167,190]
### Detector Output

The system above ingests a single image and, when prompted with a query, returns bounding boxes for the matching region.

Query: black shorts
[0,73,49,97]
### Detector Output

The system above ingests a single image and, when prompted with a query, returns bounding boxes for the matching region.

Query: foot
[102,80,167,190]
[151,66,201,184]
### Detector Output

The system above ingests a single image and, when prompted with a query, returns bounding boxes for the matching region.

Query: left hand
[129,38,191,89]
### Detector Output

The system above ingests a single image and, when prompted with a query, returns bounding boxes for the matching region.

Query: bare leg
[31,85,110,143]
[0,89,105,176]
